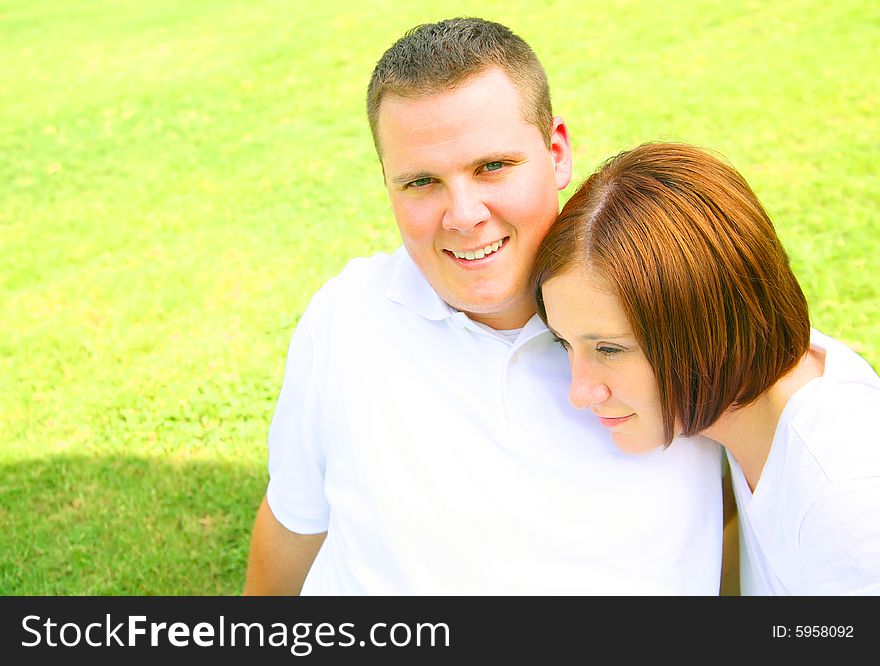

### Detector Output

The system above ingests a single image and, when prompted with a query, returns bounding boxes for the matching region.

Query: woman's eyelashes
[552,335,625,358]
[552,335,571,351]
[596,345,624,357]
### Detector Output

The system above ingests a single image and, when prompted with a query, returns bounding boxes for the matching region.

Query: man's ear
[549,116,573,191]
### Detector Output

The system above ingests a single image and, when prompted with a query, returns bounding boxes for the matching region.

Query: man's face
[376,68,572,330]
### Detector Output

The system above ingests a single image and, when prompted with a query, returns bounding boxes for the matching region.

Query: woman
[533,142,880,595]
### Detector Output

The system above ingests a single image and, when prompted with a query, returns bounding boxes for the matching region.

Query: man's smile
[445,237,508,262]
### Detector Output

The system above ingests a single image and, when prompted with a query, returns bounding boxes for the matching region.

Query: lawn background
[1,0,877,594]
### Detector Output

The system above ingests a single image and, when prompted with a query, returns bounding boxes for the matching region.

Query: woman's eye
[597,346,622,357]
[553,336,571,351]
[484,161,504,172]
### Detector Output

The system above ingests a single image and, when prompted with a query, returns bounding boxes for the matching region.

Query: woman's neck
[703,347,825,492]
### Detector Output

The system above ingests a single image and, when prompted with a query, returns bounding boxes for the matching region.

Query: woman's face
[541,265,668,454]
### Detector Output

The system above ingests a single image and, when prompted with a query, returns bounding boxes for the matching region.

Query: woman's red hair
[533,142,810,443]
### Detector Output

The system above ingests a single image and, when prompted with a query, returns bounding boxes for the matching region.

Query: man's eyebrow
[390,171,431,186]
[389,152,529,187]
[472,151,528,167]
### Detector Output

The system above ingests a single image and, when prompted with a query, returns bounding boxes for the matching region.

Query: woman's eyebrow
[577,332,631,341]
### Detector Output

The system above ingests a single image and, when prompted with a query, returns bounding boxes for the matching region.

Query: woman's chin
[610,432,666,456]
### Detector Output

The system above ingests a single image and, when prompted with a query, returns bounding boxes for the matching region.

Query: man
[244,17,722,595]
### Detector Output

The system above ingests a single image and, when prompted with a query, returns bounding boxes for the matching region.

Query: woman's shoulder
[810,329,880,390]
[781,334,880,483]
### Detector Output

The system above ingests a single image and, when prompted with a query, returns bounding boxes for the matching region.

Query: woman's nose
[569,360,611,409]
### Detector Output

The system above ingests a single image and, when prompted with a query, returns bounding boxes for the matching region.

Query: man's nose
[442,181,490,232]
[569,359,611,409]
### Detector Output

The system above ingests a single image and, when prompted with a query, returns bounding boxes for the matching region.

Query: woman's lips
[596,414,635,429]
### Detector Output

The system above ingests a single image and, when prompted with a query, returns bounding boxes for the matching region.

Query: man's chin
[446,294,533,329]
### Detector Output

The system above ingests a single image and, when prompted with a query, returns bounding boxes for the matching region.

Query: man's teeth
[452,239,504,261]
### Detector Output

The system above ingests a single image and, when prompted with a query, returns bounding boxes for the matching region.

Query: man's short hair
[532,142,811,444]
[367,17,552,154]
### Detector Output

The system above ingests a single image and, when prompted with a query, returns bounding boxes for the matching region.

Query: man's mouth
[447,237,507,261]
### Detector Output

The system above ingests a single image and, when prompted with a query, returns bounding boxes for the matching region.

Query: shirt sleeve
[797,476,880,595]
[265,299,330,534]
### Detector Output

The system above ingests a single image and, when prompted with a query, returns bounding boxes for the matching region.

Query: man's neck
[462,304,535,331]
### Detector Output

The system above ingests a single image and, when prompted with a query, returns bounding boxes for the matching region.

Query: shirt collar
[385,244,552,345]
[386,246,456,321]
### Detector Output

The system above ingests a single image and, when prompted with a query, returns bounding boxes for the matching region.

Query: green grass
[1,0,877,594]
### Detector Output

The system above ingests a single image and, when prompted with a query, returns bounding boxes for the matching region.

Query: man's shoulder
[327,250,399,288]
[310,249,402,308]
[308,246,449,327]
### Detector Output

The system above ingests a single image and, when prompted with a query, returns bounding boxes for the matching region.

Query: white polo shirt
[267,247,723,594]
[729,330,880,595]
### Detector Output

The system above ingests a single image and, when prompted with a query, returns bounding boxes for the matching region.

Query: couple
[244,18,880,595]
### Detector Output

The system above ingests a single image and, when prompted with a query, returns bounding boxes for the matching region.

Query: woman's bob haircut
[533,142,811,444]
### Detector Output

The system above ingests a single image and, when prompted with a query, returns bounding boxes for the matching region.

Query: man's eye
[484,161,504,172]
[407,177,434,188]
